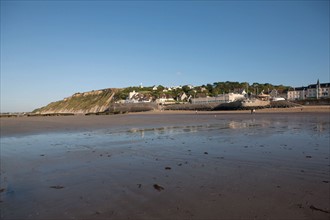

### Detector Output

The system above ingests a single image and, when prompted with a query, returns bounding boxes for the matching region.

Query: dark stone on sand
[49,185,64,189]
[153,184,164,191]
[310,205,330,213]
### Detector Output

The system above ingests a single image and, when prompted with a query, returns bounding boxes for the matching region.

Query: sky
[1,0,329,112]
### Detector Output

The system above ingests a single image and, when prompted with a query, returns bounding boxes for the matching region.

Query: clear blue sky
[1,0,329,112]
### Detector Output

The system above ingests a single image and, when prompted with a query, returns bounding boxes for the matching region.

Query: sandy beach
[1,108,329,219]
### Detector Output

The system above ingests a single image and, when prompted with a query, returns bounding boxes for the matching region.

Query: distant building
[306,80,330,99]
[191,93,245,104]
[287,80,330,100]
[129,90,138,99]
[127,90,152,103]
[156,94,175,104]
[287,87,306,100]
[269,89,279,98]
[177,92,188,102]
[200,87,207,92]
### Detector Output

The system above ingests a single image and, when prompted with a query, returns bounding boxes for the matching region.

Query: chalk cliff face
[33,89,117,114]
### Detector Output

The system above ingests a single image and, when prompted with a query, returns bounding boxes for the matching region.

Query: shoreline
[1,105,329,118]
[134,105,330,114]
[1,107,329,138]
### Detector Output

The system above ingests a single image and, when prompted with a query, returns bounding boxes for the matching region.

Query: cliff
[33,88,117,114]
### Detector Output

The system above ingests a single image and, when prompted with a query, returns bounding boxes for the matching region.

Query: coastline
[1,106,329,137]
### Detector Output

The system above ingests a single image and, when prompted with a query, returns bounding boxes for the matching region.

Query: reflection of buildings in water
[129,128,139,133]
[128,119,329,139]
[228,119,272,130]
[316,122,328,133]
[129,128,145,138]
[228,121,249,129]
[129,126,200,138]
[287,121,328,133]
[152,126,199,135]
[228,119,255,129]
[228,119,329,134]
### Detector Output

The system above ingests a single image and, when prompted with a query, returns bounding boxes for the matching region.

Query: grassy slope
[34,89,115,113]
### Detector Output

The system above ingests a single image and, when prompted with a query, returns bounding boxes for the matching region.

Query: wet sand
[0,110,329,219]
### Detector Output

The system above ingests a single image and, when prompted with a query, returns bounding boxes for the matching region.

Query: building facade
[191,93,245,104]
[287,87,306,100]
[287,80,330,100]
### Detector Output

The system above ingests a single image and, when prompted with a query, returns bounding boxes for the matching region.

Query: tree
[182,85,191,93]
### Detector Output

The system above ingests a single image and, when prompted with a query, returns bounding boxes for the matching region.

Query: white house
[287,87,306,100]
[306,81,330,99]
[156,98,175,104]
[287,80,330,100]
[191,93,245,104]
[178,93,188,101]
[129,90,138,99]
[127,90,152,103]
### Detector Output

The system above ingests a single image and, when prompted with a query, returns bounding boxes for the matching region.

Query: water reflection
[315,122,328,133]
[128,126,200,137]
[125,117,329,139]
[227,119,271,129]
[1,117,328,152]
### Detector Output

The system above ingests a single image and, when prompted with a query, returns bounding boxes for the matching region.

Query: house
[306,80,330,99]
[319,83,330,97]
[269,89,278,98]
[129,90,138,99]
[191,93,245,104]
[241,89,247,96]
[200,87,207,92]
[172,86,182,90]
[287,80,330,100]
[287,87,306,100]
[258,92,270,101]
[156,94,175,104]
[177,92,188,102]
[127,91,152,103]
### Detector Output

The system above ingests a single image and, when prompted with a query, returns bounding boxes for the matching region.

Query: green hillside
[33,89,116,114]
